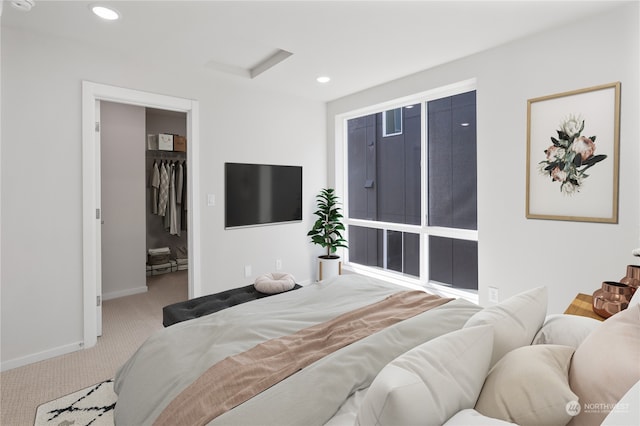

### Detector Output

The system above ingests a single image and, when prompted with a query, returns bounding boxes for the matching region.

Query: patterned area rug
[34,380,116,426]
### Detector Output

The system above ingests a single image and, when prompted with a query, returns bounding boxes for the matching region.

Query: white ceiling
[1,0,629,102]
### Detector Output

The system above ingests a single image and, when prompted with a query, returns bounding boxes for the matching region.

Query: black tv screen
[225,163,303,228]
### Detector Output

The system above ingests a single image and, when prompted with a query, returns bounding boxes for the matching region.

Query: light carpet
[1,272,187,426]
[34,380,116,426]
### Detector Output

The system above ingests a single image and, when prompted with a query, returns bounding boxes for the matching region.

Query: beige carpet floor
[1,271,188,426]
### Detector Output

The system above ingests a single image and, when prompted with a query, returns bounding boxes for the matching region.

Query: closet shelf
[146,150,186,159]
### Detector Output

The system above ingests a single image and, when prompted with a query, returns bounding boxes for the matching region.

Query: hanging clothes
[164,162,172,229]
[181,161,188,231]
[175,161,183,234]
[158,161,170,217]
[169,162,179,236]
[150,160,160,215]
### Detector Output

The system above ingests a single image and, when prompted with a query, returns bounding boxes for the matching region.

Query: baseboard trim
[1,341,84,372]
[102,286,148,301]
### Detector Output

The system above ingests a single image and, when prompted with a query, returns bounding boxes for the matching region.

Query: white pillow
[568,303,640,426]
[254,272,295,294]
[601,379,640,426]
[475,344,577,426]
[355,325,494,426]
[532,314,601,348]
[630,285,640,307]
[443,409,516,425]
[464,286,547,366]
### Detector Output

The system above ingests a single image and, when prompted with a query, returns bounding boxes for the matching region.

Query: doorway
[82,82,202,349]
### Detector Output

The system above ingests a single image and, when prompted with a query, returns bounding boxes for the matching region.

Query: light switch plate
[488,286,500,303]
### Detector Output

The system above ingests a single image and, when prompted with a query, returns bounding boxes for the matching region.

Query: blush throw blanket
[154,290,450,426]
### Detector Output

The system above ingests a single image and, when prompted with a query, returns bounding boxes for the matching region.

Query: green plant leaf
[573,155,582,167]
[308,187,348,251]
[583,154,606,166]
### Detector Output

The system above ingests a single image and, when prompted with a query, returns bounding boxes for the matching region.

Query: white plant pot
[317,256,342,281]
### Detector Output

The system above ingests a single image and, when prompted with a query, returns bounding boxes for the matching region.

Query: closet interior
[145,108,188,276]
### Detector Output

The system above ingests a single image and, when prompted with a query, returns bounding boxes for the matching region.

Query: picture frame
[526,82,620,223]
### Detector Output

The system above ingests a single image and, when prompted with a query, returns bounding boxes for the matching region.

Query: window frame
[382,107,403,137]
[334,78,478,302]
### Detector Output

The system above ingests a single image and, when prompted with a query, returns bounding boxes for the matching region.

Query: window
[427,91,478,290]
[348,226,420,278]
[382,108,403,137]
[339,81,478,298]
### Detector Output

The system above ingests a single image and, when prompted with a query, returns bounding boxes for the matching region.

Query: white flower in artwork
[560,114,584,139]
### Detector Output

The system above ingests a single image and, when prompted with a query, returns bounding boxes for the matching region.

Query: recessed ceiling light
[316,76,331,84]
[460,122,470,127]
[11,0,35,12]
[91,5,120,21]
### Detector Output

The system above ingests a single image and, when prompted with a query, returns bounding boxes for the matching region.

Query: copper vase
[620,265,640,294]
[592,281,633,318]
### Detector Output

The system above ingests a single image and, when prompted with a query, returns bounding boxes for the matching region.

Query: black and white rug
[34,379,116,426]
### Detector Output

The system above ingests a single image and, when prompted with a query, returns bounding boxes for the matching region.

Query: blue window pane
[428,91,477,230]
[349,226,419,278]
[429,236,478,290]
[347,104,421,226]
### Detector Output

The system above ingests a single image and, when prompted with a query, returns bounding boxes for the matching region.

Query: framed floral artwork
[526,82,620,223]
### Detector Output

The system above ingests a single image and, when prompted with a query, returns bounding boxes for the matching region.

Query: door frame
[82,81,201,348]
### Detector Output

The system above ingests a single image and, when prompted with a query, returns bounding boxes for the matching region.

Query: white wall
[100,101,147,300]
[328,3,640,314]
[0,26,326,369]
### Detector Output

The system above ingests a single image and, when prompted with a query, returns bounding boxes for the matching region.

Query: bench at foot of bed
[162,283,302,327]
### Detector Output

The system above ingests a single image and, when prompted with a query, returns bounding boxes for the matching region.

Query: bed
[113,274,640,426]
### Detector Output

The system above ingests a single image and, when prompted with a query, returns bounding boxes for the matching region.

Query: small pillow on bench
[254,272,296,294]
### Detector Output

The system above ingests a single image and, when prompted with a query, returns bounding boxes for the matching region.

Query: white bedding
[114,274,481,425]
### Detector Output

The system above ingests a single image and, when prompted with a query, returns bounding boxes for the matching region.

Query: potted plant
[307,188,348,280]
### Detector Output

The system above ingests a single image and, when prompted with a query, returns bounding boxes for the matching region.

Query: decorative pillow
[601,379,640,426]
[475,344,577,426]
[568,303,640,426]
[253,272,296,294]
[464,286,547,367]
[630,285,640,306]
[532,314,601,348]
[443,409,516,425]
[355,325,494,426]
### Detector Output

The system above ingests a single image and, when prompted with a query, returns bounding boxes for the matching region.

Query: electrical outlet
[244,265,252,278]
[275,259,282,270]
[488,286,499,303]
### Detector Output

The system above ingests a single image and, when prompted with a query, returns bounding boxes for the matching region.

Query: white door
[95,100,103,336]
[82,82,201,348]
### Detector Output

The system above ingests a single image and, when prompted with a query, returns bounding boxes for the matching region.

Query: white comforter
[114,274,481,425]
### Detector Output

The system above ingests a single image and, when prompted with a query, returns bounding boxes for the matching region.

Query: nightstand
[564,293,605,321]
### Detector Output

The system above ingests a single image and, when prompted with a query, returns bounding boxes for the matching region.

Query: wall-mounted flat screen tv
[225,162,303,228]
